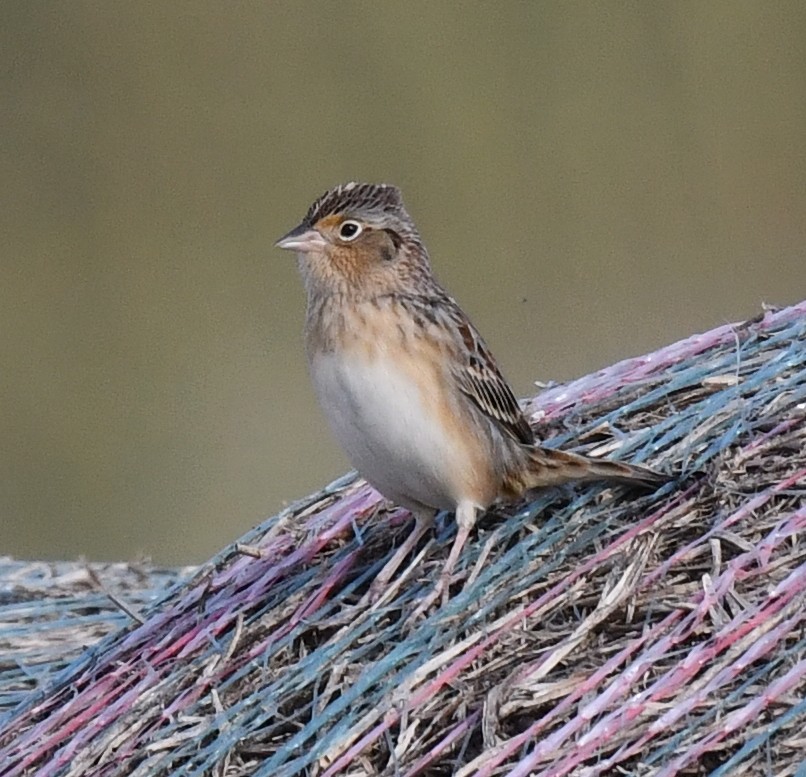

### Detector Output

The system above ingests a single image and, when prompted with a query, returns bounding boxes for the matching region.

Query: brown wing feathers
[450,312,535,445]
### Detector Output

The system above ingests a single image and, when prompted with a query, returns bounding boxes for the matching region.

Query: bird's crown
[304,182,411,229]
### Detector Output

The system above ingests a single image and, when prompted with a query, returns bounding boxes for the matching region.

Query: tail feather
[524,446,669,491]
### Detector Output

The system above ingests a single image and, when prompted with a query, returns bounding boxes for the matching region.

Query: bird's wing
[443,299,535,445]
[387,292,535,445]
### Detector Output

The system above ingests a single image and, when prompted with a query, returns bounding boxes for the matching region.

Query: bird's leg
[363,509,436,606]
[408,502,479,620]
[437,501,477,604]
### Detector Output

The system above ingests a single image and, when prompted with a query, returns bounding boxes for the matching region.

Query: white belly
[309,351,462,512]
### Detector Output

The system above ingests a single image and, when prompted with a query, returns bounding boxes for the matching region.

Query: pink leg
[438,502,477,603]
[364,509,435,604]
[409,502,479,619]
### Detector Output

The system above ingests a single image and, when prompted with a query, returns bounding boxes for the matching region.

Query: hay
[0,559,193,716]
[1,302,805,776]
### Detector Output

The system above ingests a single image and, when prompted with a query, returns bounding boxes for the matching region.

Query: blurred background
[2,2,804,564]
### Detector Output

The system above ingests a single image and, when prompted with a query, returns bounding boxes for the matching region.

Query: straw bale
[1,302,804,776]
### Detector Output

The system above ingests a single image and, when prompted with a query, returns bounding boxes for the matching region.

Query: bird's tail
[523,446,669,491]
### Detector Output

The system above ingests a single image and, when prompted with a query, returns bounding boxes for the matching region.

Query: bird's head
[276,182,430,299]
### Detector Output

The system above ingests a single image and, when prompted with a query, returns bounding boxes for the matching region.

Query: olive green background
[2,2,804,564]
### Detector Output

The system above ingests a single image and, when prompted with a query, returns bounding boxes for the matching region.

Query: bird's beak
[275,223,327,253]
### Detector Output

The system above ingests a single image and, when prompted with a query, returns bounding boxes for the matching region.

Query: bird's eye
[338,220,363,241]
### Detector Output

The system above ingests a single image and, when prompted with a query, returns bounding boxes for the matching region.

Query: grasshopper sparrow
[277,182,666,602]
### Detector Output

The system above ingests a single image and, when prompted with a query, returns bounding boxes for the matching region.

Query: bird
[276,182,667,605]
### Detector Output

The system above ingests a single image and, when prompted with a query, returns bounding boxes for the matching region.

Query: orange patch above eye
[315,214,343,230]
